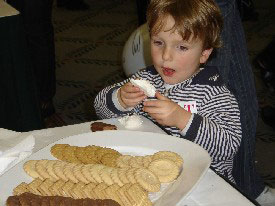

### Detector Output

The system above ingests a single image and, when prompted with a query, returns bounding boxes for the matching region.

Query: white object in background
[0,129,35,176]
[122,23,152,77]
[0,0,19,18]
[130,78,156,97]
[118,114,143,129]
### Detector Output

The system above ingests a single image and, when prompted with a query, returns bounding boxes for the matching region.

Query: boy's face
[150,15,213,85]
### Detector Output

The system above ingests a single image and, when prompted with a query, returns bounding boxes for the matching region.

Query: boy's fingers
[143,106,162,114]
[155,91,168,100]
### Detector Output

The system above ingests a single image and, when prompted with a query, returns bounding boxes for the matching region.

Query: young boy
[94,0,241,183]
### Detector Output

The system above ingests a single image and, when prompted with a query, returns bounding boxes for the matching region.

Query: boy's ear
[200,48,213,64]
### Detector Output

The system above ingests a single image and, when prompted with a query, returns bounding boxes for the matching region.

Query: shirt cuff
[112,88,133,112]
[180,113,194,136]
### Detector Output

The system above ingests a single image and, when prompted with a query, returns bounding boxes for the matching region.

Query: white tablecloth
[0,116,255,205]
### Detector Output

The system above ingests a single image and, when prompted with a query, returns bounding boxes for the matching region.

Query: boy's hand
[118,82,146,108]
[143,92,191,130]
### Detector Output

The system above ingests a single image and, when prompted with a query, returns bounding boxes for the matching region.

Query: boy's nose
[162,47,172,61]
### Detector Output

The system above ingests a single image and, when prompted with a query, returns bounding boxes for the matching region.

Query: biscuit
[116,155,132,168]
[84,146,100,164]
[82,165,97,183]
[90,164,105,183]
[62,180,75,197]
[99,167,114,186]
[13,182,29,195]
[27,178,42,195]
[117,169,130,184]
[63,163,79,183]
[63,146,81,163]
[75,146,89,164]
[46,160,59,182]
[39,179,54,196]
[148,158,180,183]
[134,168,160,192]
[50,144,69,160]
[116,183,133,206]
[142,155,153,168]
[96,147,120,163]
[83,182,97,199]
[23,160,41,179]
[129,156,144,168]
[73,164,90,184]
[126,168,137,184]
[35,159,50,180]
[53,161,69,182]
[153,151,183,168]
[110,168,124,187]
[72,182,86,199]
[49,179,66,196]
[105,184,122,205]
[127,183,152,206]
[94,182,108,199]
[101,153,121,167]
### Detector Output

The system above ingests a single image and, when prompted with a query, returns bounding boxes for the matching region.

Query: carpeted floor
[51,0,275,187]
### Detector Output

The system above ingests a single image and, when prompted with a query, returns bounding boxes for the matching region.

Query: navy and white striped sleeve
[93,71,145,119]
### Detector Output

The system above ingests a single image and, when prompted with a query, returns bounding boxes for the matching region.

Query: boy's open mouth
[162,67,175,76]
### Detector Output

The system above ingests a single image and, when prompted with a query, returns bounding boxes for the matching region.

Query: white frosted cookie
[130,79,156,97]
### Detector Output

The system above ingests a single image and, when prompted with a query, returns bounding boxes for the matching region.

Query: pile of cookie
[9,143,183,206]
[13,179,149,206]
[50,144,121,166]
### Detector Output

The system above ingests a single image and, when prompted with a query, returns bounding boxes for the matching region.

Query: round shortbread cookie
[90,164,105,183]
[53,161,68,182]
[46,160,59,181]
[63,146,81,163]
[153,151,183,168]
[129,156,143,168]
[27,178,43,195]
[13,182,30,195]
[148,159,180,183]
[36,159,50,180]
[81,165,97,183]
[23,160,41,179]
[110,168,124,187]
[101,153,121,167]
[142,155,153,168]
[127,184,152,206]
[64,163,79,183]
[134,168,160,192]
[75,146,89,164]
[84,146,100,163]
[126,168,137,184]
[73,164,90,184]
[50,144,69,159]
[99,167,114,186]
[72,182,86,199]
[117,168,130,184]
[96,147,121,163]
[116,155,132,168]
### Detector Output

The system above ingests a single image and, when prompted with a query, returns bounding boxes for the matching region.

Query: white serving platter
[0,130,211,206]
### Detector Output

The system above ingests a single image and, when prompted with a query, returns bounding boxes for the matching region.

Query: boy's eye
[178,45,188,51]
[153,40,163,46]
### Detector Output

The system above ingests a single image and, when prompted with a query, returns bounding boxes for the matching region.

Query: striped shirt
[94,65,242,182]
